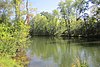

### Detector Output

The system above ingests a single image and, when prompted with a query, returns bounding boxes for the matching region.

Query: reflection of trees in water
[29,37,100,67]
[80,45,100,67]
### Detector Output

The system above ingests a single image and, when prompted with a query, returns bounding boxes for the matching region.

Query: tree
[0,0,13,23]
[25,0,30,24]
[52,9,59,18]
[13,0,22,22]
[58,0,74,36]
[40,11,53,20]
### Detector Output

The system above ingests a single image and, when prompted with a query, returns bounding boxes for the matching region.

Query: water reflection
[28,37,100,67]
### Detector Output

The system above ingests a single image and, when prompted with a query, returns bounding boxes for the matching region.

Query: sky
[29,0,61,13]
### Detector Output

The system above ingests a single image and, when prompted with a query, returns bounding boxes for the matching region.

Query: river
[27,36,100,67]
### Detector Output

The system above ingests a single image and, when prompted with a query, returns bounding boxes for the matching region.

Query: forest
[30,0,100,37]
[0,0,99,67]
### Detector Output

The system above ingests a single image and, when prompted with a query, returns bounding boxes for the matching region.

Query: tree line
[30,0,100,37]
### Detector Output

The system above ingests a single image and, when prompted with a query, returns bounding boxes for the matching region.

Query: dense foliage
[0,22,29,55]
[30,0,100,37]
[0,0,30,67]
[30,14,66,36]
[0,16,30,67]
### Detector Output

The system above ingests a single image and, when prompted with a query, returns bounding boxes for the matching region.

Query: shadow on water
[27,36,100,67]
[62,37,100,47]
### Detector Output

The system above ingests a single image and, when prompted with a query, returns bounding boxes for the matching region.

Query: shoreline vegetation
[0,0,31,67]
[0,0,99,67]
[0,22,30,67]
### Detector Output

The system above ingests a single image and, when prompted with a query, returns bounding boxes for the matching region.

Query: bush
[0,21,30,67]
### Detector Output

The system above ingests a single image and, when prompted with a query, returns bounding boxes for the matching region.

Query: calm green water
[27,37,100,67]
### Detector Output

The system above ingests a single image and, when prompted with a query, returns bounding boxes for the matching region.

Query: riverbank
[0,22,30,67]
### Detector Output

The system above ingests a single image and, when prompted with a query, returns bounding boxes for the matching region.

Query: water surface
[27,37,100,67]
